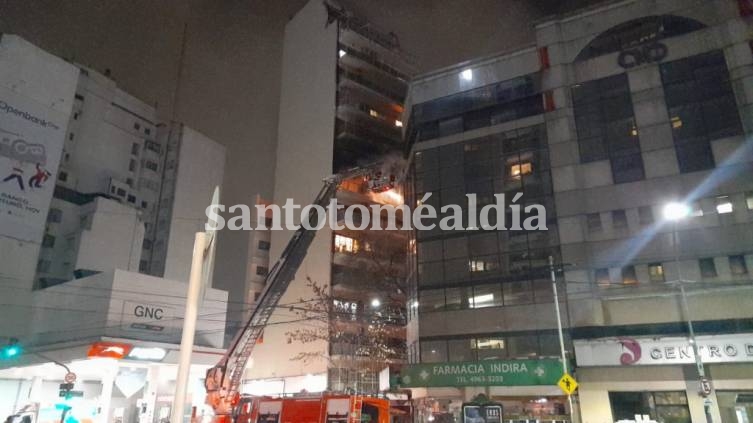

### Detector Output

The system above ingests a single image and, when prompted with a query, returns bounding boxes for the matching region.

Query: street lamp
[662,202,713,414]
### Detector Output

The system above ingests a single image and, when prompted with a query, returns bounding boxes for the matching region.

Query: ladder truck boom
[204,166,378,419]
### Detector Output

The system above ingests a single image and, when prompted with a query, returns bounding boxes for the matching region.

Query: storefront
[0,339,224,423]
[574,333,753,423]
[398,359,572,422]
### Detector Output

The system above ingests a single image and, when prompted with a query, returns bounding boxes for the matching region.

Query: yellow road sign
[558,373,578,395]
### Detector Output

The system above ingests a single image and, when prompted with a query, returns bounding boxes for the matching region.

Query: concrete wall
[28,269,228,348]
[163,125,226,283]
[76,197,144,274]
[246,0,338,381]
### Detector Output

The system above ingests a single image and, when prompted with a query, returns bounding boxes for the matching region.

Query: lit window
[338,49,346,58]
[395,120,403,127]
[716,196,733,214]
[468,294,494,308]
[469,259,495,272]
[474,338,504,350]
[688,202,703,217]
[334,234,359,253]
[648,263,665,282]
[460,69,473,81]
[747,192,753,210]
[671,116,683,129]
[369,109,380,118]
[510,162,533,178]
[595,268,610,286]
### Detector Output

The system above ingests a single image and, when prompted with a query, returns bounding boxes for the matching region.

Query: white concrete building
[0,35,229,423]
[245,0,413,396]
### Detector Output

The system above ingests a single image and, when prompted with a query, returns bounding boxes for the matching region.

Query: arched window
[575,15,706,62]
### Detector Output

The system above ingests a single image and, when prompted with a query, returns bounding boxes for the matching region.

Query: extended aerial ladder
[205,166,386,421]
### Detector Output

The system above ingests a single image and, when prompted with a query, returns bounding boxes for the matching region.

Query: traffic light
[1,338,22,360]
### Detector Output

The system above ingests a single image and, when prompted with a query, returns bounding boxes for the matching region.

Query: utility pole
[549,256,576,422]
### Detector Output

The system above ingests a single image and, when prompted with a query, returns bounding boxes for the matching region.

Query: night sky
[0,0,602,313]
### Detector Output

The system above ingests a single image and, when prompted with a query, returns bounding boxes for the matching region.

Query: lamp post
[548,256,576,423]
[662,202,713,422]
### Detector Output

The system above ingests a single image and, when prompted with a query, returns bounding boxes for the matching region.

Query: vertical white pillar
[99,368,116,423]
[140,365,160,423]
[28,376,43,402]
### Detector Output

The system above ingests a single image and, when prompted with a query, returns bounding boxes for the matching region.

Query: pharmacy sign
[397,359,561,387]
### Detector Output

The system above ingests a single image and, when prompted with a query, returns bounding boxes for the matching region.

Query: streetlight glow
[663,202,691,221]
[370,298,381,308]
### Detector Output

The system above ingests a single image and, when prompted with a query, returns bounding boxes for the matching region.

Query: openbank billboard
[0,36,77,243]
[397,359,562,387]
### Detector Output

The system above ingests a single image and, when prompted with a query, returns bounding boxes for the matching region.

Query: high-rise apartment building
[402,0,753,422]
[242,0,414,395]
[34,65,226,287]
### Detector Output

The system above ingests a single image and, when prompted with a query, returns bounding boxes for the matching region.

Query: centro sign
[574,333,753,367]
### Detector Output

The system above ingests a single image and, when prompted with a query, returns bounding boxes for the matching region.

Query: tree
[285,229,408,393]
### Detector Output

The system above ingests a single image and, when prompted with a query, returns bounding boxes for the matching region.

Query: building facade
[243,0,414,396]
[402,0,753,422]
[0,35,229,423]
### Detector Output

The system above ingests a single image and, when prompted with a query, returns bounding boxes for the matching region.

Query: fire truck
[233,394,390,423]
[204,166,399,423]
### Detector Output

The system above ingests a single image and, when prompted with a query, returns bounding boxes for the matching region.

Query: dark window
[129,159,137,172]
[609,391,690,423]
[47,208,63,223]
[438,116,464,137]
[126,178,134,187]
[638,206,654,225]
[131,143,140,155]
[36,259,51,273]
[421,340,448,363]
[255,266,268,276]
[612,209,628,229]
[729,255,748,275]
[42,234,55,248]
[144,160,159,172]
[68,133,74,141]
[622,265,638,284]
[116,188,127,197]
[587,213,602,232]
[573,74,644,183]
[258,240,270,251]
[139,260,148,272]
[253,292,261,302]
[73,112,79,120]
[648,263,665,282]
[145,127,151,135]
[127,195,136,203]
[661,50,742,173]
[58,171,68,182]
[141,201,148,209]
[699,258,717,278]
[134,122,141,130]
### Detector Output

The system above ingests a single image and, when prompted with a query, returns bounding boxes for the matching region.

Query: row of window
[419,331,566,363]
[418,278,557,313]
[418,247,561,286]
[586,194,753,234]
[595,255,750,286]
[418,230,559,263]
[572,50,742,182]
[415,124,548,173]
